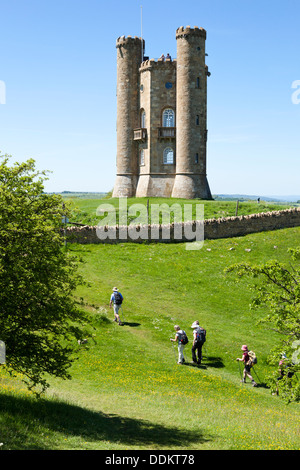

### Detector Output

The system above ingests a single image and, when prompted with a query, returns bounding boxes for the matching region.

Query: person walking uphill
[170,325,188,364]
[109,287,123,325]
[236,345,257,386]
[191,321,206,365]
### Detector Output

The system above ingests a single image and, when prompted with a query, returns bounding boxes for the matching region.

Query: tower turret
[172,26,212,199]
[113,36,144,197]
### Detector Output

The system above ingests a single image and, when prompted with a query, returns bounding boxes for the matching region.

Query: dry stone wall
[64,208,300,245]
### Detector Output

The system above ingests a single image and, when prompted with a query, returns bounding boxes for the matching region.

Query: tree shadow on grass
[0,394,211,450]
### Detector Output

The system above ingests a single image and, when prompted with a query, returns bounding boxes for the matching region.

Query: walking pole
[183,345,187,363]
[202,342,206,359]
[120,306,125,323]
[202,341,207,361]
[238,361,243,383]
[252,366,261,384]
[172,342,177,363]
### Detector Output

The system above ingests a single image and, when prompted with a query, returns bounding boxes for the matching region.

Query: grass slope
[1,227,300,450]
[66,197,293,226]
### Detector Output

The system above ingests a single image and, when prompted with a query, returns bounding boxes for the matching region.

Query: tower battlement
[116,35,144,48]
[139,58,176,72]
[176,25,207,39]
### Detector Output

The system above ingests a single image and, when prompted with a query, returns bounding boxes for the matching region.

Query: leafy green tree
[226,248,300,402]
[0,155,88,394]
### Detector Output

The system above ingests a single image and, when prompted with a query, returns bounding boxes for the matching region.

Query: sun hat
[191,321,199,328]
[113,287,118,291]
[241,345,248,351]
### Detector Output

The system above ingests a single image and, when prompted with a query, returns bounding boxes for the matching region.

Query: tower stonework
[113,26,212,199]
[135,58,177,197]
[172,26,212,199]
[113,36,144,197]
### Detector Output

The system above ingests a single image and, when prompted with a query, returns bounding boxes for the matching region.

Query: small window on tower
[196,77,200,89]
[163,147,174,164]
[195,153,199,164]
[196,115,200,125]
[140,149,145,166]
[141,110,146,128]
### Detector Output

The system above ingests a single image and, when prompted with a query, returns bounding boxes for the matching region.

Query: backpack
[114,292,123,305]
[196,328,206,343]
[180,331,189,345]
[247,351,257,367]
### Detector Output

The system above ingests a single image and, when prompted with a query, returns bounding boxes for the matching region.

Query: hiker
[191,321,206,365]
[236,345,257,387]
[109,287,123,325]
[170,325,187,364]
[273,354,294,395]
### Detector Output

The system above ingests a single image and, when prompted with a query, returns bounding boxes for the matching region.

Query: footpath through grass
[0,227,300,450]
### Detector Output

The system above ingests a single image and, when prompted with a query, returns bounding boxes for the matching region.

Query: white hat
[113,287,118,291]
[191,321,199,328]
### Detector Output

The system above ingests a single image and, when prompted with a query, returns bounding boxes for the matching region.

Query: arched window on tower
[163,147,174,165]
[162,108,175,127]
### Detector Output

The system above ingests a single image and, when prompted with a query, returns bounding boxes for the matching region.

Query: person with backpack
[236,345,257,387]
[191,321,206,365]
[109,287,123,325]
[273,354,294,396]
[170,325,188,364]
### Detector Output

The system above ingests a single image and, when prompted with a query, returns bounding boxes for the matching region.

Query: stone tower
[113,35,144,197]
[112,26,212,199]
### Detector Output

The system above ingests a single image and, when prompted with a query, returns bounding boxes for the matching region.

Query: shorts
[113,303,121,314]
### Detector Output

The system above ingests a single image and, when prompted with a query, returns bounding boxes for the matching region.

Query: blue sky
[0,0,299,197]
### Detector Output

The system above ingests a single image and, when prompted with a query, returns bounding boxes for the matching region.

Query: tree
[0,155,88,394]
[226,248,300,402]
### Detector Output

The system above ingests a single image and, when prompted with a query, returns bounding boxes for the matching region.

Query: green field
[0,219,299,450]
[65,197,294,226]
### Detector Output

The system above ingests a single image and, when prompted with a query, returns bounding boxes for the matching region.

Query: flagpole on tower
[141,5,144,62]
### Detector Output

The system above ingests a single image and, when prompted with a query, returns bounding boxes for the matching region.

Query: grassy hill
[65,197,293,226]
[0,226,299,450]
